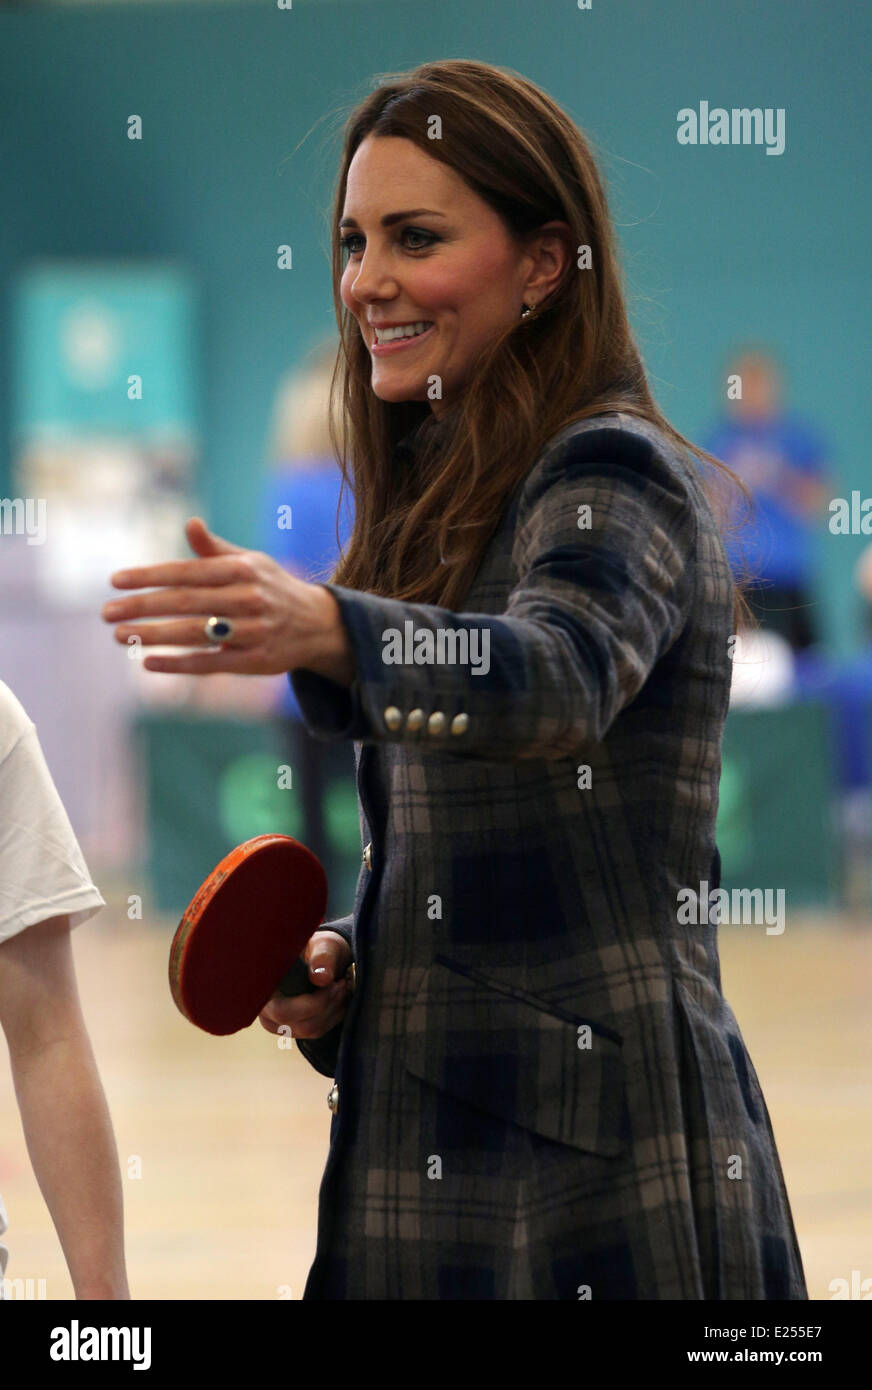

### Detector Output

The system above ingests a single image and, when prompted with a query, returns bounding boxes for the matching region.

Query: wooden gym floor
[1,897,869,1300]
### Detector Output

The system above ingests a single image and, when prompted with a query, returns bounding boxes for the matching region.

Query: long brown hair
[322,59,752,629]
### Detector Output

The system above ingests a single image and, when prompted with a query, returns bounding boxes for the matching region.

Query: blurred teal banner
[13,263,198,442]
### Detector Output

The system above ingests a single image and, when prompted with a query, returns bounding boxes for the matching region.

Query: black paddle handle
[277,956,317,996]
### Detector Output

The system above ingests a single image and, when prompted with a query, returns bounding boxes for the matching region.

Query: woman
[102,59,806,1301]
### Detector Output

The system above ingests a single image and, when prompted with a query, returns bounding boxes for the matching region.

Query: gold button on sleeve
[406,708,425,732]
[450,713,469,735]
[427,711,447,736]
[384,706,402,731]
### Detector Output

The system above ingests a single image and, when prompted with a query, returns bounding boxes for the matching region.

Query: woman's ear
[523,219,575,304]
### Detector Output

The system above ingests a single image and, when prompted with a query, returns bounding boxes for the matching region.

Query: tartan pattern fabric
[290,411,807,1300]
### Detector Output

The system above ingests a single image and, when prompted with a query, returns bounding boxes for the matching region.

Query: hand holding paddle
[259,930,354,1040]
[169,834,354,1037]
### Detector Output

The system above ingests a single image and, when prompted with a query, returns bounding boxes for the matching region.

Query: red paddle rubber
[169,833,328,1034]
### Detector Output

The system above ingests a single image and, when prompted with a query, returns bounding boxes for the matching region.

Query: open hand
[101,517,339,677]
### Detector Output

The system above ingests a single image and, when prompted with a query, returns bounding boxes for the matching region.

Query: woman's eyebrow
[338,208,448,229]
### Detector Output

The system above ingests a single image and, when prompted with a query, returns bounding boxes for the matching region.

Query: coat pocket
[404,955,628,1157]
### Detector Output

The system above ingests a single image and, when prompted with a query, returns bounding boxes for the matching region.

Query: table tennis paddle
[169,833,330,1035]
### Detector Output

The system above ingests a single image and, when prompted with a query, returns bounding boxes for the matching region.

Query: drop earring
[521,301,536,318]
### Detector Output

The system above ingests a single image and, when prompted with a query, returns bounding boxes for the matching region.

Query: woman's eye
[402,227,437,250]
[339,227,438,257]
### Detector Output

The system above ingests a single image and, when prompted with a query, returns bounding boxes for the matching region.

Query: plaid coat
[289,411,807,1301]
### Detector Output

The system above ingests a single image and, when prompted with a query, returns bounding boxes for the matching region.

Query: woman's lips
[370,323,436,356]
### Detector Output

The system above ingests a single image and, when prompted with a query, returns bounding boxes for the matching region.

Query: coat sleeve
[293,914,353,1078]
[288,423,698,762]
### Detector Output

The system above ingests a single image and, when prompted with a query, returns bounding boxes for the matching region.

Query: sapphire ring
[203,615,235,644]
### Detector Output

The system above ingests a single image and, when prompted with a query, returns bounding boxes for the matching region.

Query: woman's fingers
[140,649,259,674]
[304,931,353,983]
[111,618,263,649]
[258,980,350,1039]
[258,933,356,1040]
[185,517,242,557]
[103,582,267,623]
[107,552,254,593]
[282,995,350,1040]
[101,526,329,679]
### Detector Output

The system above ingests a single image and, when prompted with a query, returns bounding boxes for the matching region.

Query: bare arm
[0,915,129,1299]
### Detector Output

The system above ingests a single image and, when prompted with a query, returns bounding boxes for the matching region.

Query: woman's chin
[370,378,433,405]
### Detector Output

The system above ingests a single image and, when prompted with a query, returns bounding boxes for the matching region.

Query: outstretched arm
[290,423,699,760]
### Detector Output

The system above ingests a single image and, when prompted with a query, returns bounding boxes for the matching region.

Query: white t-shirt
[0,679,105,1290]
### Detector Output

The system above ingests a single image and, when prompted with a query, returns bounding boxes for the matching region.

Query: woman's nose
[350,251,398,305]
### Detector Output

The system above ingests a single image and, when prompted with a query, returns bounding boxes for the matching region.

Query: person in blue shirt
[258,345,354,905]
[260,342,354,702]
[704,349,830,650]
[260,463,354,692]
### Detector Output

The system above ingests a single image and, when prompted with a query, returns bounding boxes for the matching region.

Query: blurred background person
[258,341,353,900]
[703,347,832,653]
[855,542,872,625]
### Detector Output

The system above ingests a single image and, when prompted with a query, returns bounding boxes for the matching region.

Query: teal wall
[0,0,868,653]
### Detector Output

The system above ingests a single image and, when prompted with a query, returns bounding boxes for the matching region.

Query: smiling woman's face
[339,135,538,416]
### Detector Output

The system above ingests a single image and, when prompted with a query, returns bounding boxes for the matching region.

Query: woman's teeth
[373,320,433,343]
